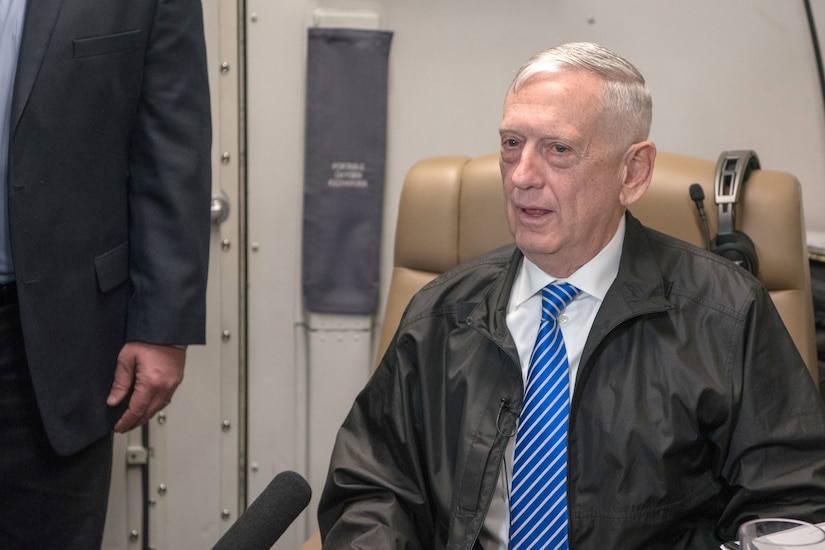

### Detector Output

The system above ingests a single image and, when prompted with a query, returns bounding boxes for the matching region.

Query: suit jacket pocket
[73,29,141,58]
[95,242,129,293]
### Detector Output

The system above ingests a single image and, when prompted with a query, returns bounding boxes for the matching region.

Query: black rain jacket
[319,213,825,549]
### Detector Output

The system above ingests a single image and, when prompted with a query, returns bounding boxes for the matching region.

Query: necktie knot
[541,282,581,322]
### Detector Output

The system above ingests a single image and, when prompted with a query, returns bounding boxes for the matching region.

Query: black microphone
[212,470,312,550]
[689,183,712,251]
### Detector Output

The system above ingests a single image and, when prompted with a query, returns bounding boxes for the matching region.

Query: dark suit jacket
[7,0,212,455]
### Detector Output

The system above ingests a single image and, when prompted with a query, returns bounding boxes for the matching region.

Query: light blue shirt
[0,0,27,283]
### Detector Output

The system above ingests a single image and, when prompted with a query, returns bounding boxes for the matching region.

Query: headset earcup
[712,231,759,276]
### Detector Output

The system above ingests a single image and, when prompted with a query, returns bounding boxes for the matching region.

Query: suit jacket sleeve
[126,0,212,344]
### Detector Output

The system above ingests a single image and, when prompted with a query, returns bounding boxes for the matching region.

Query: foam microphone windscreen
[212,470,312,550]
[689,182,705,202]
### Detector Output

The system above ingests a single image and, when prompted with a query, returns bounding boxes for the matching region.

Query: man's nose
[511,148,543,189]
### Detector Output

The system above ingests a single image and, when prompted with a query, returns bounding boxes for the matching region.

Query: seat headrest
[633,152,808,292]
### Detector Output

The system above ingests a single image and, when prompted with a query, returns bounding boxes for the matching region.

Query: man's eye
[505,139,519,147]
[551,144,568,154]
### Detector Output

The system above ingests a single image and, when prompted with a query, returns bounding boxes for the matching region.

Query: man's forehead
[501,75,602,136]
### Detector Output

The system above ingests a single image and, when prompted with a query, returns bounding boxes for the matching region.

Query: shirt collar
[513,215,625,307]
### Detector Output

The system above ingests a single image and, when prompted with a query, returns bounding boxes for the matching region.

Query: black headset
[689,150,759,277]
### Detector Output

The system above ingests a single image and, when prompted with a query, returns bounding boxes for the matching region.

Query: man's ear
[619,141,656,206]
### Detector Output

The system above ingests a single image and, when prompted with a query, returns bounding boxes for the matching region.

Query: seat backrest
[379,152,818,384]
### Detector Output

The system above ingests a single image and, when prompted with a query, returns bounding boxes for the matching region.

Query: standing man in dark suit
[0,0,212,547]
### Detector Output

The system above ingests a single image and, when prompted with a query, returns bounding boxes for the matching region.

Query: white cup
[738,518,825,549]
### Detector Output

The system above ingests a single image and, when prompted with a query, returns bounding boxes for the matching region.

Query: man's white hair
[509,42,653,142]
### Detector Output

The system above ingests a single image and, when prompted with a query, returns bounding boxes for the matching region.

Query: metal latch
[126,445,149,466]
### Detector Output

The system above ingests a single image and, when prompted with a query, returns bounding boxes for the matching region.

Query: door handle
[211,191,230,225]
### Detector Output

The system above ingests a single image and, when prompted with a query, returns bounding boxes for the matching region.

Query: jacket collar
[465,212,675,382]
[575,212,675,393]
[592,210,676,331]
[11,0,64,132]
[467,212,674,336]
[457,245,523,373]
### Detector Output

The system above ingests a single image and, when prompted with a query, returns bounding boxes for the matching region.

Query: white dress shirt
[479,215,626,548]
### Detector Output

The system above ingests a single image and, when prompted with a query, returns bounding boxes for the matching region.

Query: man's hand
[107,342,186,433]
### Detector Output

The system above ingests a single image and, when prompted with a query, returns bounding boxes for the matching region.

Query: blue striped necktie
[510,282,581,549]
